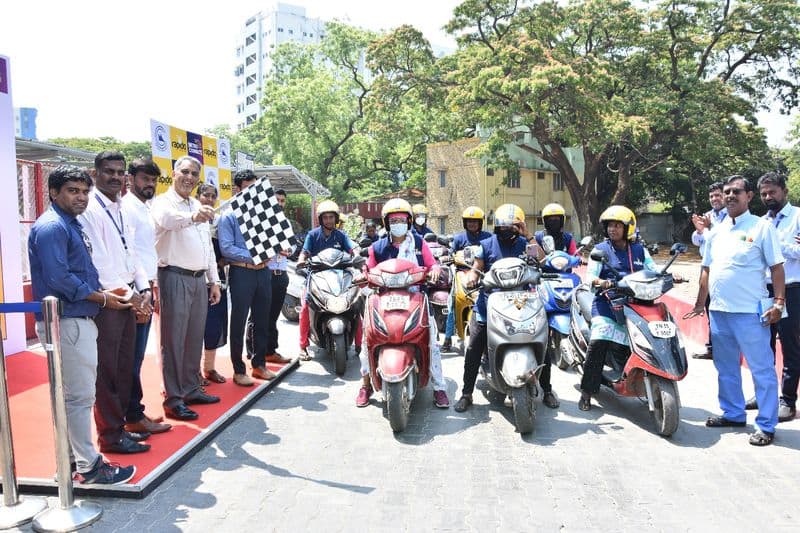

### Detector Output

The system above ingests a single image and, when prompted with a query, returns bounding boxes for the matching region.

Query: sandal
[204,369,227,384]
[578,393,592,411]
[749,430,774,446]
[706,415,746,428]
[298,348,312,361]
[453,395,473,413]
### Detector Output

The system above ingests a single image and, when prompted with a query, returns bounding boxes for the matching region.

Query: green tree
[403,0,800,234]
[47,136,152,163]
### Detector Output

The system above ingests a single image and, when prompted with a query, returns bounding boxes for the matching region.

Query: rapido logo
[171,140,187,151]
[204,148,217,158]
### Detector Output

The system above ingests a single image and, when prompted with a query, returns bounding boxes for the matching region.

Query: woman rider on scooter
[578,206,659,411]
[355,198,450,409]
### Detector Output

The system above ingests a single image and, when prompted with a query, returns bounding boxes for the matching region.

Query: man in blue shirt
[218,170,274,386]
[296,200,356,360]
[441,206,491,352]
[686,175,784,446]
[29,165,135,484]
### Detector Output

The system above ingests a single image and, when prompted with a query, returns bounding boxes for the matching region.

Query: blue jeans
[444,283,456,339]
[710,311,778,433]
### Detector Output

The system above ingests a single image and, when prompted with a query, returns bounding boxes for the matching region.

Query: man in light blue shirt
[690,181,727,359]
[686,175,784,446]
[758,172,800,422]
[218,170,274,386]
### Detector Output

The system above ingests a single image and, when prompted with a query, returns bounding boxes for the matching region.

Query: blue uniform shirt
[473,235,528,322]
[28,204,101,321]
[218,211,254,264]
[302,227,355,256]
[412,224,433,238]
[451,230,492,253]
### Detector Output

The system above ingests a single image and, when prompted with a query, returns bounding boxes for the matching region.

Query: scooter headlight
[372,307,388,336]
[549,255,570,271]
[627,318,654,359]
[326,295,348,314]
[381,271,411,288]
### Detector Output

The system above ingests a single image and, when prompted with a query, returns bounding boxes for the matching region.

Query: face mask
[390,223,408,237]
[495,228,517,242]
[415,216,426,226]
[544,218,563,234]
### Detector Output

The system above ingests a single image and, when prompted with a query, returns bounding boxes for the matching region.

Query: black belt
[160,265,206,278]
[271,270,285,276]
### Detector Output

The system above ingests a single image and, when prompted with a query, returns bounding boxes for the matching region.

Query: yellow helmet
[600,205,637,241]
[382,198,413,230]
[317,199,340,225]
[462,206,485,231]
[412,204,429,216]
[494,204,525,227]
[541,203,566,218]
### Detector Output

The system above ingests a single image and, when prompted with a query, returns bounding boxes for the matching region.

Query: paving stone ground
[11,258,800,532]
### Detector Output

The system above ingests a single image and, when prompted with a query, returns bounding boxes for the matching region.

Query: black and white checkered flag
[230,177,295,265]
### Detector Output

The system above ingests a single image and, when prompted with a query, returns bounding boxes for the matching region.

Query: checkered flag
[230,177,295,265]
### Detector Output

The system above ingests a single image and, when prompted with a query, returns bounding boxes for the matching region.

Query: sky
[0,0,794,147]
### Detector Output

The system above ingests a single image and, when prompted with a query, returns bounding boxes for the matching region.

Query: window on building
[289,29,294,34]
[278,27,284,32]
[246,75,256,86]
[246,54,256,66]
[246,114,257,125]
[513,131,526,143]
[246,94,257,105]
[438,217,447,234]
[506,167,521,189]
[537,171,545,180]
[486,167,494,176]
[439,170,446,187]
[309,33,314,37]
[553,172,564,191]
[245,33,256,46]
[303,32,307,37]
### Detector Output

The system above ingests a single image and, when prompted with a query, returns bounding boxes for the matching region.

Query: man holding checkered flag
[218,170,294,386]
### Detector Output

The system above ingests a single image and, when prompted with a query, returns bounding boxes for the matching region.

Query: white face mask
[390,223,408,237]
[415,215,426,226]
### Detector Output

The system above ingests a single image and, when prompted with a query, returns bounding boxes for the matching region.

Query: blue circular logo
[219,145,229,165]
[154,125,168,152]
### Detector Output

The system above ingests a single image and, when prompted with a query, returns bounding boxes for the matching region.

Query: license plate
[546,278,575,289]
[648,321,676,338]
[383,294,410,311]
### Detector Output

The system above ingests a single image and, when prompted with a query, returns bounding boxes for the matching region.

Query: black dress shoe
[184,392,221,405]
[778,403,796,422]
[164,404,199,421]
[745,396,758,410]
[100,436,151,454]
[123,430,151,442]
[542,391,560,409]
[705,415,746,427]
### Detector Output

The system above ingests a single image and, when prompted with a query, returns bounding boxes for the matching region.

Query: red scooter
[589,243,689,436]
[363,258,431,432]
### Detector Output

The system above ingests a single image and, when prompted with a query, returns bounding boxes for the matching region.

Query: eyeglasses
[723,188,745,195]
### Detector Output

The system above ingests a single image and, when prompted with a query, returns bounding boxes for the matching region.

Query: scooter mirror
[424,233,437,243]
[580,236,593,247]
[358,237,373,248]
[589,248,609,263]
[360,247,370,258]
[542,235,555,254]
[438,236,451,247]
[670,242,688,255]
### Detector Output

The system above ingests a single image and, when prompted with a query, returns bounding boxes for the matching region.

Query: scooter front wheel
[651,377,680,437]
[281,295,300,322]
[332,334,347,376]
[386,380,411,433]
[510,384,536,434]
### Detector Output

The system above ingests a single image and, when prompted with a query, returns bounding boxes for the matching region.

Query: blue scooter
[538,235,592,371]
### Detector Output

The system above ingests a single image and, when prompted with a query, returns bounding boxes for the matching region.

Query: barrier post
[32,297,102,532]
[0,302,47,528]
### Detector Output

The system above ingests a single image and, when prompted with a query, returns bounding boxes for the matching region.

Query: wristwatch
[774,302,785,312]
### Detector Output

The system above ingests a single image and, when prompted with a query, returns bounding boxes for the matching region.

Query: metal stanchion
[0,302,48,528]
[32,297,102,532]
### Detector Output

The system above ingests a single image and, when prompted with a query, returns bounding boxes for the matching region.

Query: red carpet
[4,348,290,485]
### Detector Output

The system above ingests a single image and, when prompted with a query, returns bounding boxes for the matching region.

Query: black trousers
[769,284,800,407]
[94,307,136,447]
[265,270,289,354]
[229,266,271,374]
[461,316,552,396]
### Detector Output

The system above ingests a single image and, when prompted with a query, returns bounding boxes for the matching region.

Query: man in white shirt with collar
[686,175,784,446]
[80,151,153,454]
[690,181,727,360]
[120,158,172,435]
[758,172,800,422]
[151,156,221,421]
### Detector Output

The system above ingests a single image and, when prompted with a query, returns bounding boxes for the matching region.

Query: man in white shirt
[690,181,727,360]
[151,156,221,421]
[120,158,172,435]
[80,151,153,454]
[758,172,800,422]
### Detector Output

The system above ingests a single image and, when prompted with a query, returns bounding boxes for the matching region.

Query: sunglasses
[723,187,745,195]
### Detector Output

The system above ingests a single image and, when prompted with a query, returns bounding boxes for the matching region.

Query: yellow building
[426,134,584,236]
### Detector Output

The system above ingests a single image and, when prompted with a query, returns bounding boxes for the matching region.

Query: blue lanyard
[95,194,128,250]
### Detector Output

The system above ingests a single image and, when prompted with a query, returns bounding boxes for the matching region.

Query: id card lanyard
[95,193,135,272]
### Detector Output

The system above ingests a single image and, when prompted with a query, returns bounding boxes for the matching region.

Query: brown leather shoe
[265,353,291,364]
[252,366,277,380]
[233,373,255,387]
[204,369,227,384]
[125,418,172,434]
